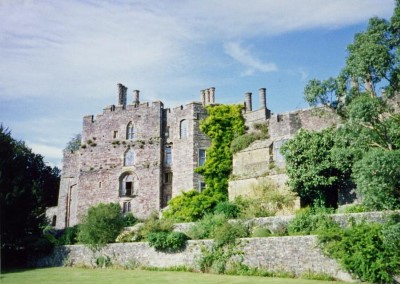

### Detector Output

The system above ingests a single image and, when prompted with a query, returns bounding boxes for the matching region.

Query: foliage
[95,255,112,268]
[352,149,400,210]
[250,227,271,238]
[287,207,339,236]
[230,133,259,154]
[65,133,81,152]
[233,181,296,218]
[213,221,249,247]
[147,231,189,252]
[57,226,79,245]
[164,104,245,221]
[213,201,240,218]
[318,217,400,283]
[163,190,217,222]
[136,213,173,236]
[0,125,61,268]
[336,204,366,214]
[187,214,228,240]
[280,128,348,208]
[77,203,124,250]
[122,212,138,227]
[196,104,245,199]
[304,1,400,106]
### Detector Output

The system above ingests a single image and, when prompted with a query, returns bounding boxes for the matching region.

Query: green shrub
[187,214,227,240]
[58,226,78,245]
[77,203,124,250]
[233,181,296,218]
[336,204,366,214]
[122,213,138,227]
[251,227,271,238]
[147,231,189,252]
[287,207,339,235]
[214,201,240,218]
[139,215,174,239]
[230,133,259,154]
[318,220,400,283]
[95,255,112,268]
[353,149,400,210]
[213,221,249,247]
[163,190,218,222]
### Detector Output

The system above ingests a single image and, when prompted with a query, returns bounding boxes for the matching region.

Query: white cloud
[224,42,278,76]
[26,141,63,168]
[0,0,395,165]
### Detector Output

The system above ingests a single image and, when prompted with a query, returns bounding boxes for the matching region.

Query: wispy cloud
[0,0,394,165]
[224,42,278,76]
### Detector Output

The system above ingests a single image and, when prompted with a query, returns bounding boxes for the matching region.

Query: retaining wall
[32,236,353,281]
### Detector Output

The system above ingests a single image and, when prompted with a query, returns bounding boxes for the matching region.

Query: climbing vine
[164,104,245,221]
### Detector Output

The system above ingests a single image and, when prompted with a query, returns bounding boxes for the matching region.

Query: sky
[0,0,395,168]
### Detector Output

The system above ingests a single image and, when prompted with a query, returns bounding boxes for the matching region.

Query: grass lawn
[1,267,344,284]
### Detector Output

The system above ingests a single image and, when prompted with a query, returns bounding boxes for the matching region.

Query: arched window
[124,148,135,166]
[126,122,135,140]
[180,119,188,139]
[120,172,139,196]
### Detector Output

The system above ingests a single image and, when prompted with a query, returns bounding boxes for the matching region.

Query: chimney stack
[117,83,127,106]
[133,90,140,106]
[259,88,266,109]
[245,92,252,112]
[210,87,215,104]
[205,89,211,105]
[201,90,206,106]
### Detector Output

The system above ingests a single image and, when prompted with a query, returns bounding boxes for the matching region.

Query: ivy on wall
[164,104,245,221]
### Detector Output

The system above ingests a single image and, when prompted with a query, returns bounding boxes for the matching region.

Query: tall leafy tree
[0,126,60,268]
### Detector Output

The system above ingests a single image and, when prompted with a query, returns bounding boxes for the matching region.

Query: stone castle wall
[53,85,212,228]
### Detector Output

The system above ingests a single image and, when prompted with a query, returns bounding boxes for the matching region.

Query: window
[126,122,135,140]
[120,173,139,196]
[180,119,188,138]
[277,114,283,122]
[124,148,135,166]
[199,182,206,192]
[165,126,170,138]
[99,182,102,189]
[113,131,118,139]
[164,172,172,184]
[123,201,131,213]
[164,146,172,166]
[198,149,206,166]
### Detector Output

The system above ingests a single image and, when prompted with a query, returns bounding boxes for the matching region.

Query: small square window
[164,172,172,184]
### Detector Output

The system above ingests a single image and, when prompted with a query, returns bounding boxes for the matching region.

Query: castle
[48,84,340,229]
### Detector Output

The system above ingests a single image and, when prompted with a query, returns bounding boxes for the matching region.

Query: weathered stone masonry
[53,84,212,229]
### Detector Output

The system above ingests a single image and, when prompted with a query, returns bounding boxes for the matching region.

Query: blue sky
[0,0,395,167]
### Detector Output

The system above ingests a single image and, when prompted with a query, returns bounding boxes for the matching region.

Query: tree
[0,125,60,268]
[65,133,81,152]
[280,128,350,207]
[305,1,400,106]
[77,203,124,250]
[353,149,400,210]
